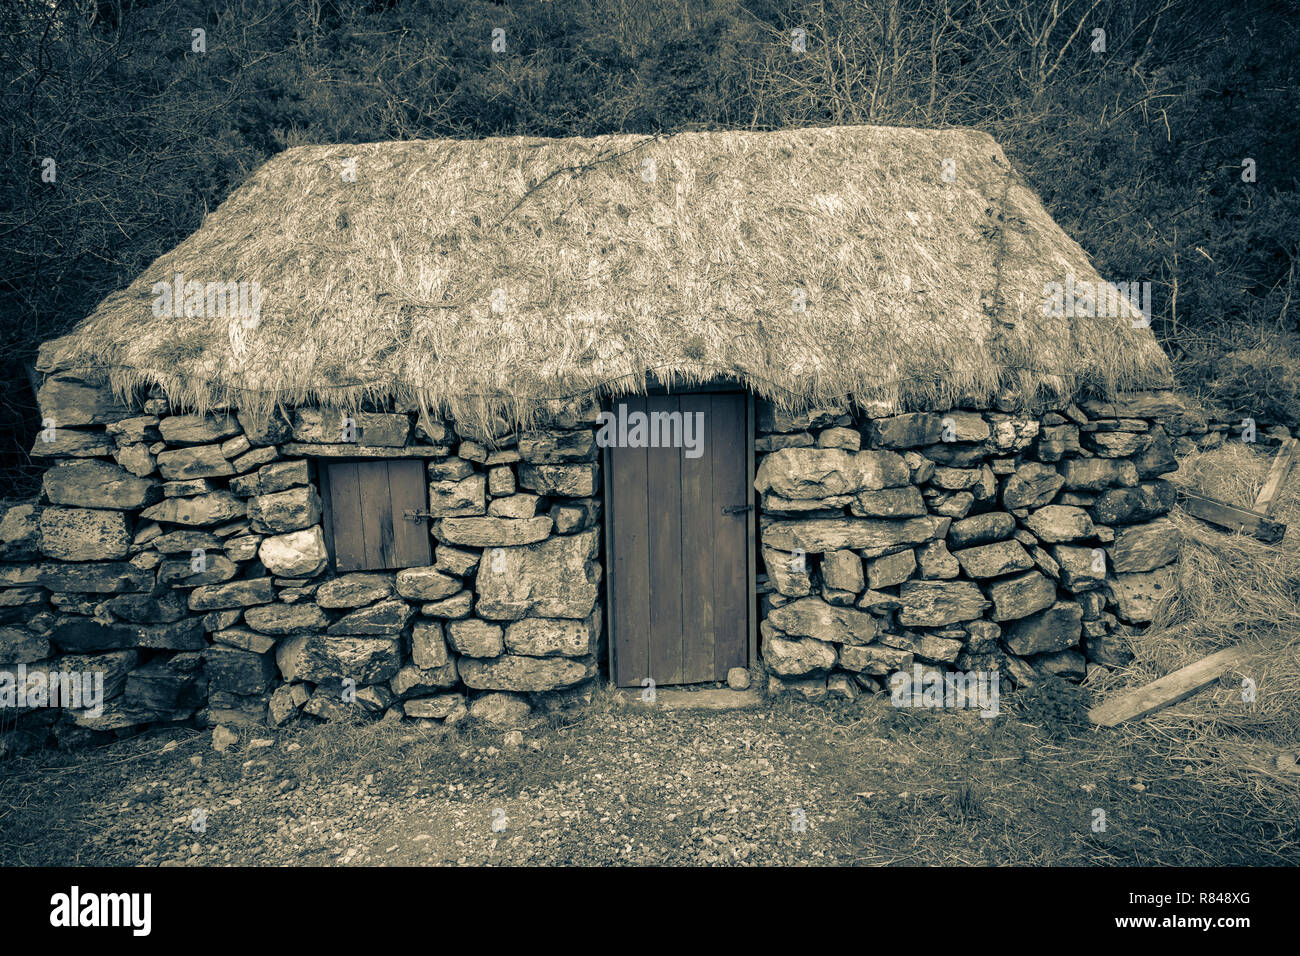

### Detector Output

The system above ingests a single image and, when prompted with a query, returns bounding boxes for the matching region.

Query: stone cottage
[0,124,1188,743]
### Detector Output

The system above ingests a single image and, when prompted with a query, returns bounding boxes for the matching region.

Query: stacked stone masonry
[0,372,604,746]
[755,392,1196,703]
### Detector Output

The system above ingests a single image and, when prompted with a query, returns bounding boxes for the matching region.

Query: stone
[428,458,474,481]
[141,492,245,527]
[404,693,467,720]
[327,599,413,636]
[0,561,150,593]
[487,467,516,497]
[188,578,275,611]
[1133,426,1177,479]
[155,445,234,480]
[865,413,944,449]
[394,567,463,601]
[517,463,598,497]
[1060,458,1139,491]
[766,675,828,701]
[43,459,160,510]
[158,414,242,445]
[467,691,532,725]
[1032,648,1087,680]
[503,617,597,657]
[257,527,327,577]
[755,448,908,498]
[389,662,459,697]
[766,596,877,645]
[206,646,276,695]
[952,540,1034,578]
[292,409,409,446]
[52,649,137,698]
[50,617,205,652]
[931,492,974,518]
[838,643,913,675]
[518,430,597,463]
[756,433,814,452]
[232,446,278,473]
[866,550,916,588]
[1109,518,1180,573]
[947,512,1016,548]
[163,479,215,498]
[1080,392,1182,420]
[230,459,308,497]
[447,619,505,657]
[1080,430,1149,457]
[816,427,861,451]
[245,602,328,635]
[105,592,185,624]
[220,435,251,459]
[1085,629,1135,666]
[903,452,936,484]
[315,573,394,608]
[727,667,751,690]
[1001,601,1083,655]
[761,545,811,598]
[986,571,1057,621]
[880,631,963,664]
[1001,463,1064,510]
[922,443,986,466]
[407,593,466,623]
[213,628,275,654]
[762,494,853,513]
[850,486,926,517]
[458,441,487,463]
[458,655,596,691]
[487,494,538,519]
[820,550,864,593]
[0,628,49,664]
[36,373,130,426]
[897,580,989,626]
[763,634,837,676]
[1023,505,1096,543]
[224,536,261,562]
[475,530,600,620]
[549,500,598,533]
[915,540,960,579]
[757,404,846,433]
[235,409,293,446]
[247,486,320,534]
[105,416,161,443]
[930,466,983,491]
[435,544,481,577]
[1052,545,1108,592]
[761,515,942,554]
[30,428,116,458]
[1091,480,1176,525]
[411,620,448,669]
[427,475,486,517]
[267,683,304,725]
[212,725,239,752]
[966,620,1001,652]
[434,516,553,548]
[38,507,131,560]
[0,503,42,560]
[276,634,403,683]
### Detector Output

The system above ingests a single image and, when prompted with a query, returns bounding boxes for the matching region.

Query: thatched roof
[38,124,1171,431]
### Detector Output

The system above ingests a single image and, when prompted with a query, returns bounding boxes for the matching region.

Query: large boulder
[754,448,908,498]
[276,634,403,683]
[766,596,877,645]
[43,460,160,510]
[458,654,597,691]
[38,507,131,560]
[475,530,601,620]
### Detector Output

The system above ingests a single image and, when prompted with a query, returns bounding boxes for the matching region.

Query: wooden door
[321,459,432,571]
[607,392,750,686]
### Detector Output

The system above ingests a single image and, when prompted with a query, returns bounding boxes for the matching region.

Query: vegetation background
[2,0,1297,495]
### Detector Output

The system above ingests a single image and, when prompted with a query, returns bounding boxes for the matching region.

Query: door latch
[403,510,435,521]
[721,503,753,515]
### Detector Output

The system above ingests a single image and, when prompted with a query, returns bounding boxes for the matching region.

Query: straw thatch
[37,124,1172,430]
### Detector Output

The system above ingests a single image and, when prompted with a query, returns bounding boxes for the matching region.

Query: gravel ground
[2,693,1297,866]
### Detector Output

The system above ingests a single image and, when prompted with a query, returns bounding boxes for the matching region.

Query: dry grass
[37,125,1170,434]
[1097,440,1300,805]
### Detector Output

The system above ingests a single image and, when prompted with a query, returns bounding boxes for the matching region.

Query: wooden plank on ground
[1177,490,1286,544]
[1253,437,1298,516]
[1088,646,1248,727]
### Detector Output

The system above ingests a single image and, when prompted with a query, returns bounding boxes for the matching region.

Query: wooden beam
[1253,437,1298,516]
[1088,646,1248,727]
[1177,489,1286,544]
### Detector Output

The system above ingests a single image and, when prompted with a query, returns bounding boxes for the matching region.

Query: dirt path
[2,694,1296,866]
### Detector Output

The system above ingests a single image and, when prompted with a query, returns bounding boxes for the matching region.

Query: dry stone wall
[0,372,603,748]
[755,392,1190,702]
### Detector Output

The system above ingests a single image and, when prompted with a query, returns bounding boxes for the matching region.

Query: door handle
[721,503,752,515]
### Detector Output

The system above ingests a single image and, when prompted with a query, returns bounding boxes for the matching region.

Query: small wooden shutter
[322,460,431,572]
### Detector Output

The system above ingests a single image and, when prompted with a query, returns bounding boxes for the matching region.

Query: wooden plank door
[324,459,432,571]
[608,392,750,686]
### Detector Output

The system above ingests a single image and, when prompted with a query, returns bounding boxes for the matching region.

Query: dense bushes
[1,0,1297,494]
